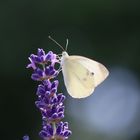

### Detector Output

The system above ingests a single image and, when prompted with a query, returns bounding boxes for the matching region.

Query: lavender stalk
[24,49,71,140]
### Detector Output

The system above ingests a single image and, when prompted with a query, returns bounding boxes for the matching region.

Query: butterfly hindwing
[62,56,95,98]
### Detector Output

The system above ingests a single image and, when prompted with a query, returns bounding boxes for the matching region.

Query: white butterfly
[49,36,109,98]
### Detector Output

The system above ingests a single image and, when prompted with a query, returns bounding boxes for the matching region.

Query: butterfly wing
[72,56,109,87]
[61,55,109,98]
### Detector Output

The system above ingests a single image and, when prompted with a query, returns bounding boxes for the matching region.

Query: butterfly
[49,36,109,98]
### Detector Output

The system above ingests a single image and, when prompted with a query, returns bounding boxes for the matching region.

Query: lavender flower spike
[27,49,71,140]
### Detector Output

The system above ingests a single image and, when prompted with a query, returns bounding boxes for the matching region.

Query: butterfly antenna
[65,38,68,51]
[48,36,65,51]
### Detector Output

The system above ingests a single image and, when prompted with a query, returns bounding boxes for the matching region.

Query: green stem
[52,122,56,140]
[42,63,45,71]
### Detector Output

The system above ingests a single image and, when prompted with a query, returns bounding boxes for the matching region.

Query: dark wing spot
[83,77,87,81]
[86,70,94,76]
[91,72,94,76]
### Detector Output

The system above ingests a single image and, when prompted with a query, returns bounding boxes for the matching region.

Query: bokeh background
[1,0,140,140]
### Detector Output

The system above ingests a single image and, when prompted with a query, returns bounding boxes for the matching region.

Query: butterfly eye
[62,51,68,57]
[62,52,67,56]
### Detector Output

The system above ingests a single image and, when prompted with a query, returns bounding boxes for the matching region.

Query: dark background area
[0,0,140,140]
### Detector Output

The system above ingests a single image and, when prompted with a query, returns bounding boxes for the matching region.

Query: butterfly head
[62,51,69,57]
[48,36,69,58]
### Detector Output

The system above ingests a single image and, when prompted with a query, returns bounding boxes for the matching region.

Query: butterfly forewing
[71,56,109,87]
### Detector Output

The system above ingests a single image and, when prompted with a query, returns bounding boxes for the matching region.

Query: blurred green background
[0,0,140,140]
